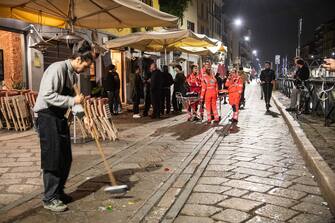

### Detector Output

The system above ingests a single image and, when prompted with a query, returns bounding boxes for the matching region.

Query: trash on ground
[321,202,328,206]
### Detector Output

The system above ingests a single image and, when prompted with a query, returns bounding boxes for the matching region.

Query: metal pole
[165,47,167,65]
[297,18,303,57]
[187,53,189,74]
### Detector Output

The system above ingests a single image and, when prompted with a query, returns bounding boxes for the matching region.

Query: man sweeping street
[34,41,94,212]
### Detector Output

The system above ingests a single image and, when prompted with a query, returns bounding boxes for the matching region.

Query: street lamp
[244,36,250,41]
[256,58,259,61]
[252,50,257,56]
[234,18,243,27]
[332,52,335,56]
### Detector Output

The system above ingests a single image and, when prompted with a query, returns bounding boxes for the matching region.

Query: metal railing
[277,77,335,126]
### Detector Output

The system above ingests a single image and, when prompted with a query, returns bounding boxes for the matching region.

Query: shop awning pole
[164,46,167,65]
[187,53,189,74]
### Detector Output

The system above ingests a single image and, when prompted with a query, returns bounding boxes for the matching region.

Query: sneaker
[133,114,141,119]
[59,193,73,204]
[43,199,68,212]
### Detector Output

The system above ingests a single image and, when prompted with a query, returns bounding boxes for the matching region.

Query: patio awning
[0,0,178,29]
[180,41,228,55]
[104,29,217,52]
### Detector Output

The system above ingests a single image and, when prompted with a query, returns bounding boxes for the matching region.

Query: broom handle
[73,84,118,186]
[91,125,118,186]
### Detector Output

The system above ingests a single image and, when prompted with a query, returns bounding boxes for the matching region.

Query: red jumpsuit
[187,73,202,119]
[225,73,243,122]
[201,74,219,122]
[198,69,205,119]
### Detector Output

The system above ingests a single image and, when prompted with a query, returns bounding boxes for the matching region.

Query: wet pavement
[1,82,334,223]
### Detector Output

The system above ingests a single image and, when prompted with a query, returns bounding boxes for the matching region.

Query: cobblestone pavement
[146,82,334,223]
[2,82,335,223]
[275,91,335,172]
[0,111,185,211]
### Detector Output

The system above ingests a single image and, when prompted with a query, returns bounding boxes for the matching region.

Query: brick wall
[0,30,23,89]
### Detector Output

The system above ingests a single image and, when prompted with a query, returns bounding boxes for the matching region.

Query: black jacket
[260,69,276,84]
[143,71,151,93]
[174,72,187,95]
[215,74,224,90]
[294,65,310,86]
[105,71,120,91]
[161,71,174,89]
[150,69,163,92]
[131,73,143,99]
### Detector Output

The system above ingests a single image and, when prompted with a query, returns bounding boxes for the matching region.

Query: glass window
[187,21,195,32]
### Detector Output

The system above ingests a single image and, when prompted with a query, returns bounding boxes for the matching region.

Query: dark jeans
[161,88,171,114]
[107,90,121,114]
[133,95,140,114]
[43,168,71,202]
[262,83,273,105]
[143,90,151,116]
[172,91,182,112]
[38,111,72,203]
[240,84,246,107]
[151,89,161,118]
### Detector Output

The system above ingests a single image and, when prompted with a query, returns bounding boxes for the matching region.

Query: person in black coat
[105,64,121,115]
[149,63,163,119]
[286,59,310,111]
[142,66,152,117]
[260,61,276,111]
[215,72,224,90]
[130,65,143,118]
[172,65,186,112]
[160,65,174,115]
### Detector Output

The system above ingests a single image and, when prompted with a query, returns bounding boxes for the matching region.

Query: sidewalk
[2,82,335,223]
[274,91,335,172]
[0,112,186,216]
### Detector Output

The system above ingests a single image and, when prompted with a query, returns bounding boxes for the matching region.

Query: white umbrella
[104,29,217,64]
[0,0,178,29]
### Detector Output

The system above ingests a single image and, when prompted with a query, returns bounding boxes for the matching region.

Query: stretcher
[217,89,229,118]
[175,91,201,121]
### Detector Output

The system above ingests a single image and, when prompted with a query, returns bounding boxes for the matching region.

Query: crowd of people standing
[127,60,251,133]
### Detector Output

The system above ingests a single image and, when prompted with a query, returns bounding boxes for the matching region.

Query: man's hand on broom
[74,94,84,105]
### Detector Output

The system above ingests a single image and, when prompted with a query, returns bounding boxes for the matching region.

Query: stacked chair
[0,90,36,131]
[0,89,118,142]
[72,97,118,142]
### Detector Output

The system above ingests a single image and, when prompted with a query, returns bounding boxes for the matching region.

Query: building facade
[302,18,335,64]
[197,0,224,40]
[179,0,198,32]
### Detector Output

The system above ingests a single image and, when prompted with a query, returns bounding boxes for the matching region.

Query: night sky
[223,0,335,64]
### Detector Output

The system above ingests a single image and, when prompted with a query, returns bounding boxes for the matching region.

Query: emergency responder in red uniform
[225,70,244,125]
[199,61,212,120]
[201,67,219,124]
[186,65,202,121]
